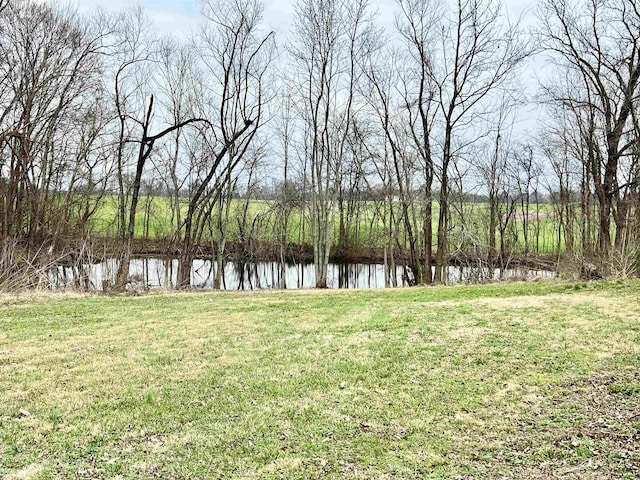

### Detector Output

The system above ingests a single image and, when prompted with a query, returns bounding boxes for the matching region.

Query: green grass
[1,280,639,478]
[88,194,571,254]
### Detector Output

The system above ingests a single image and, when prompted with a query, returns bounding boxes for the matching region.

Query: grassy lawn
[1,280,639,479]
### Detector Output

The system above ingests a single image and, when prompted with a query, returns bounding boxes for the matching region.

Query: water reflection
[49,258,555,291]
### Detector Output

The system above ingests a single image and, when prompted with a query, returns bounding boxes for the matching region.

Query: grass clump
[1,280,639,479]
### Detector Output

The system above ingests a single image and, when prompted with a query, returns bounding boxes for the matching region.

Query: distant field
[88,195,569,254]
[1,280,639,478]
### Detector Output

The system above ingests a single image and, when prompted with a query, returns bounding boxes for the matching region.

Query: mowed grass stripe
[1,280,639,479]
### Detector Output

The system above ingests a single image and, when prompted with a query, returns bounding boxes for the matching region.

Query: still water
[50,258,555,291]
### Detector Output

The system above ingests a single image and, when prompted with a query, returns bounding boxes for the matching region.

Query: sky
[66,0,544,135]
[70,0,539,40]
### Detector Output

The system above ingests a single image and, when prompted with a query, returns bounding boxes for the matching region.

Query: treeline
[0,0,274,289]
[0,0,638,289]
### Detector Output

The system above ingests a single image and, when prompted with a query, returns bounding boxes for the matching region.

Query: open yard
[1,281,639,478]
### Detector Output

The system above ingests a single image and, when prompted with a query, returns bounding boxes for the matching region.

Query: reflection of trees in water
[48,258,555,291]
[234,261,259,290]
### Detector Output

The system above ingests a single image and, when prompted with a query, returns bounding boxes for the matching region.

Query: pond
[50,258,556,291]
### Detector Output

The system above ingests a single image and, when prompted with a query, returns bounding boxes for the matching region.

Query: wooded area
[0,0,638,289]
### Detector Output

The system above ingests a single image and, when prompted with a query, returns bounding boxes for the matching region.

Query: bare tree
[428,0,529,283]
[108,6,156,239]
[394,0,442,284]
[114,94,210,290]
[154,39,199,235]
[539,0,640,255]
[362,47,426,285]
[289,0,375,288]
[175,0,274,289]
[0,0,112,244]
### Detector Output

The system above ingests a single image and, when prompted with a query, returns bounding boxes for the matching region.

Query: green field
[1,280,639,478]
[89,195,566,254]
